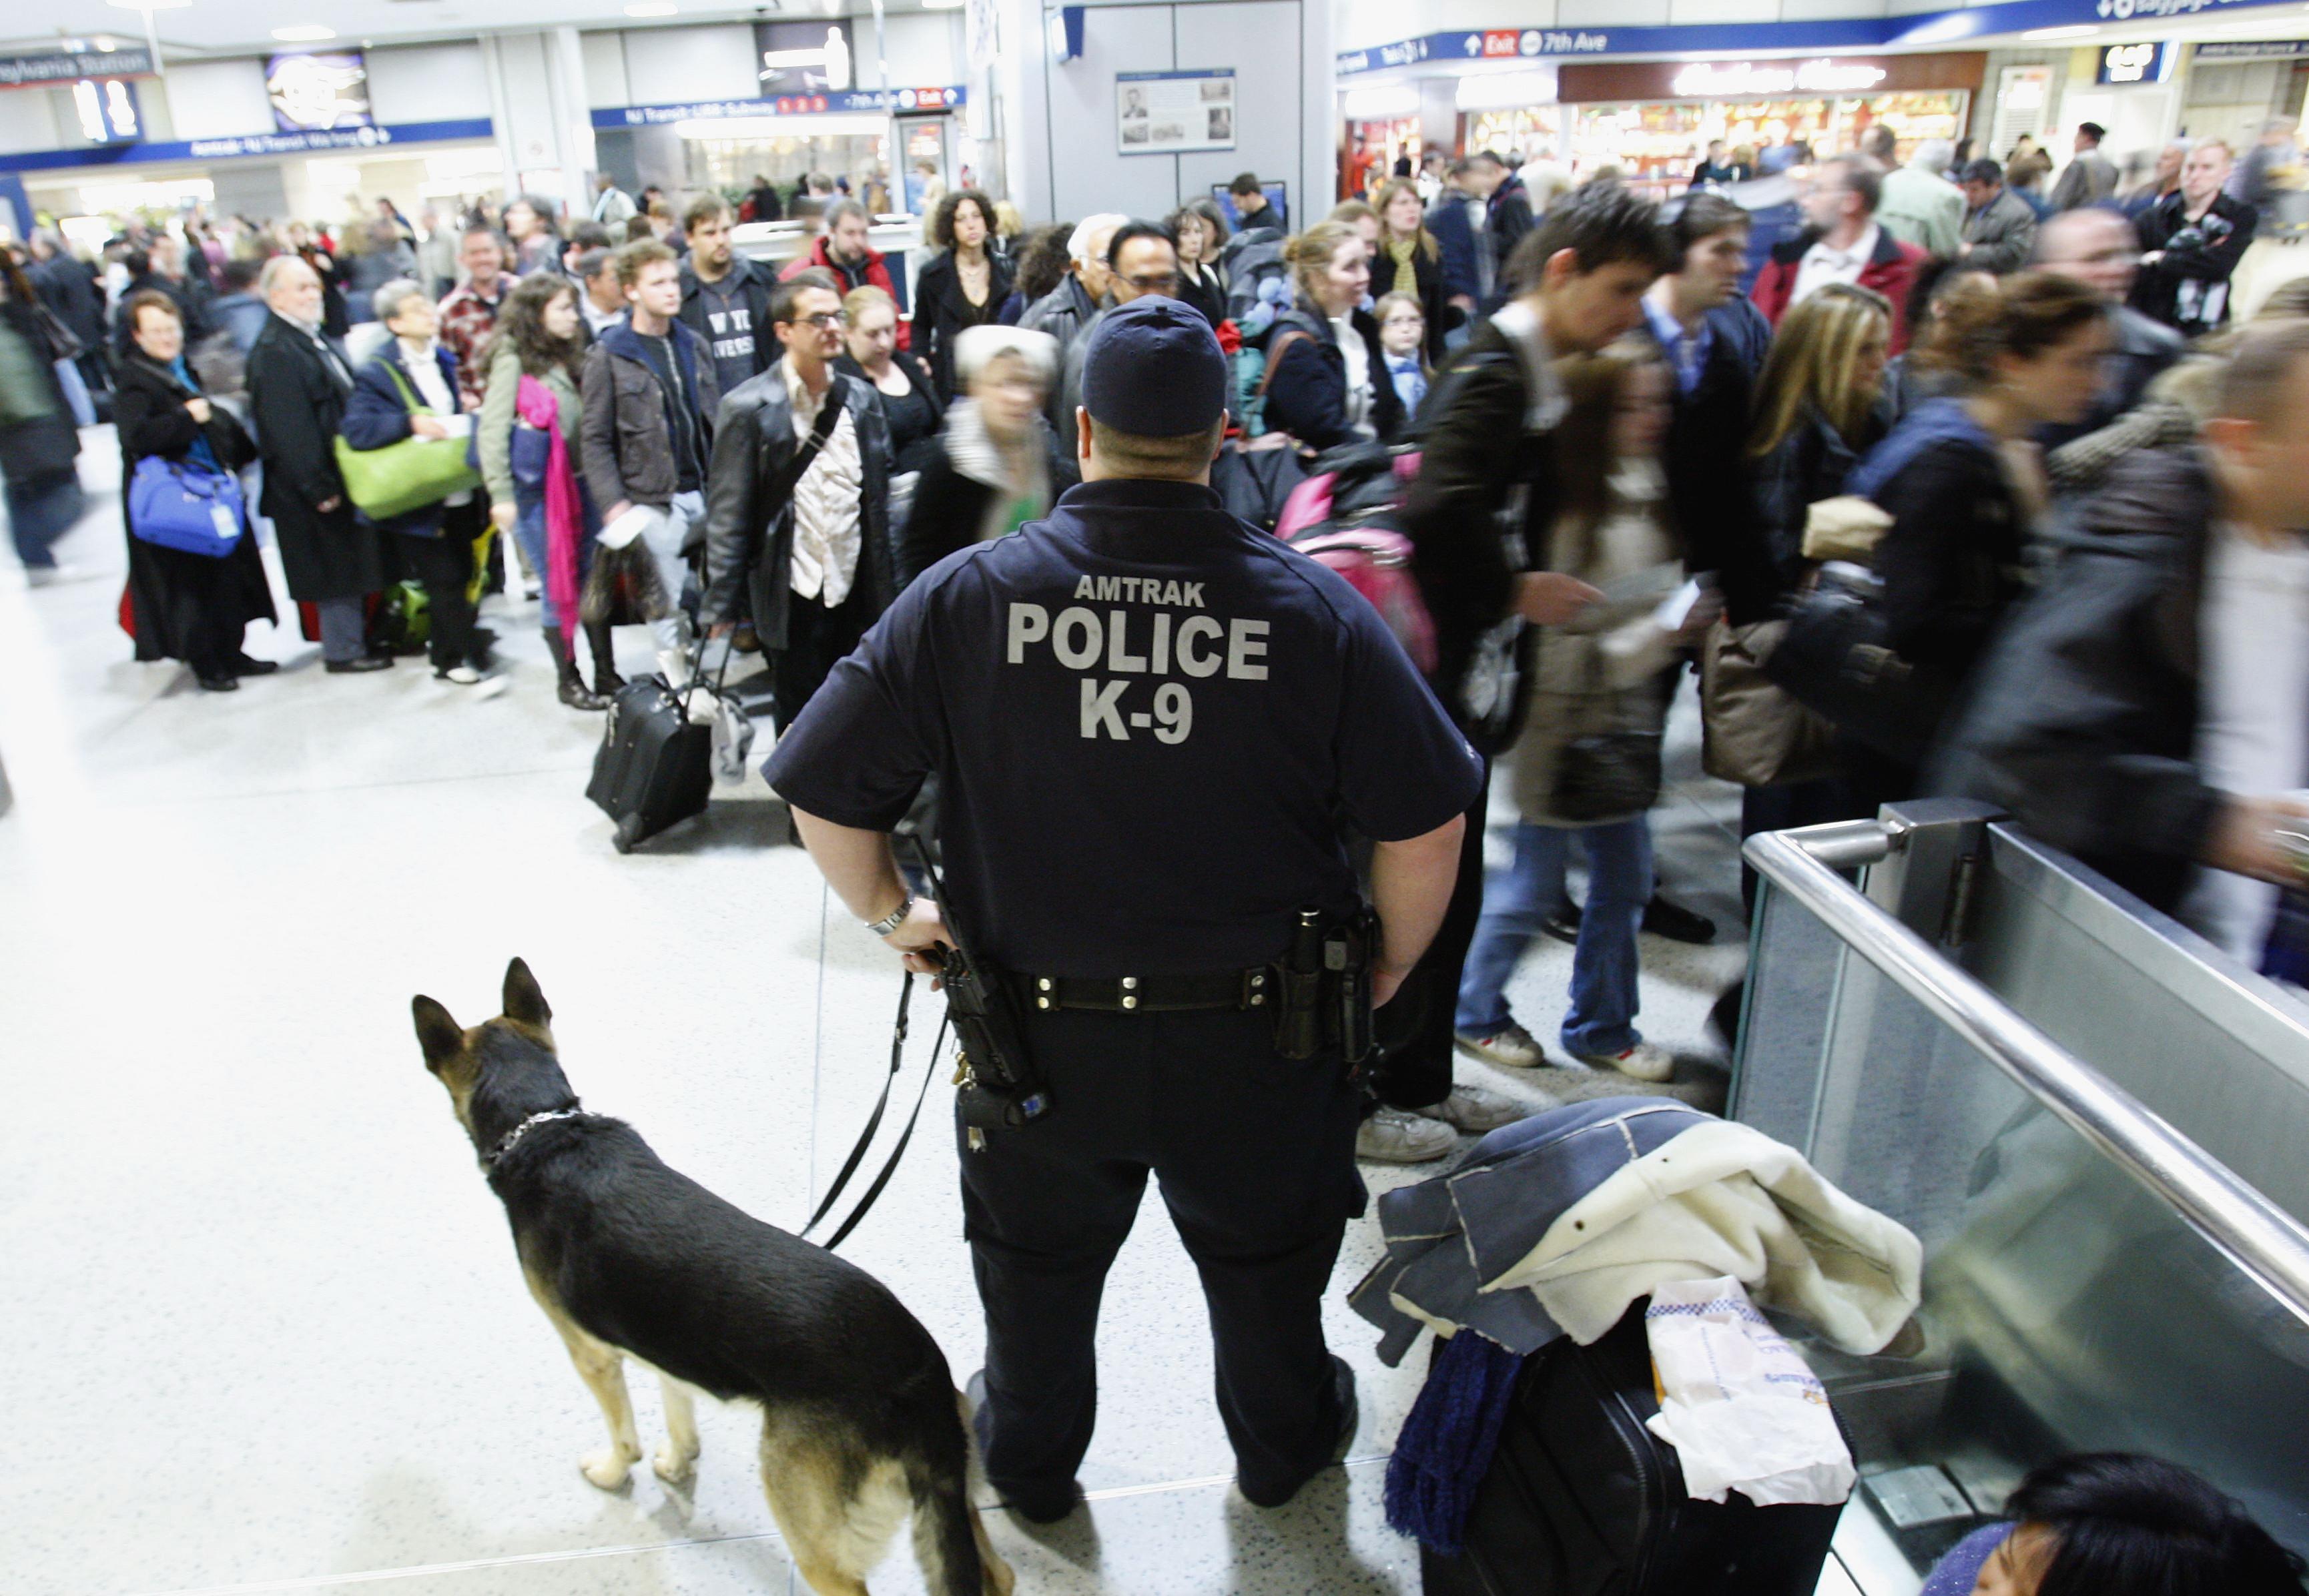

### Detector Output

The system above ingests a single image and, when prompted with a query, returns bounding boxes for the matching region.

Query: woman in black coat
[911,189,1012,402]
[1169,198,1231,328]
[1262,221,1403,453]
[836,285,946,476]
[114,291,278,690]
[1370,178,1453,361]
[898,325,1064,586]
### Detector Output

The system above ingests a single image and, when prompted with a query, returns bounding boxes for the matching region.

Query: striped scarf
[1386,236,1420,298]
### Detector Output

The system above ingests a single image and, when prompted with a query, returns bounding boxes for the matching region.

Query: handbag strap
[1257,329,1316,398]
[765,387,844,505]
[381,357,432,416]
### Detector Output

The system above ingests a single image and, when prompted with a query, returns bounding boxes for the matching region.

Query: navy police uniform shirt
[765,478,1484,977]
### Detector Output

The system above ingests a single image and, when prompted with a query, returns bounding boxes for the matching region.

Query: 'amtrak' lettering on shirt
[1006,589,1269,744]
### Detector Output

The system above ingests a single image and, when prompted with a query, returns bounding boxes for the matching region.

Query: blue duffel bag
[127,455,245,558]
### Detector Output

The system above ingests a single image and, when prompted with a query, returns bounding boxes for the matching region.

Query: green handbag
[332,359,483,520]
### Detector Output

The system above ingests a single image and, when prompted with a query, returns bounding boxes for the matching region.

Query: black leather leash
[801,969,949,1251]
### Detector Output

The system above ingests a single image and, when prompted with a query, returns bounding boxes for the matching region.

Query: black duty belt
[1013,967,1273,1014]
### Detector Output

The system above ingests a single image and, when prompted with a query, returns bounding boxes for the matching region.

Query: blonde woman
[834,283,943,473]
[1371,177,1451,358]
[1261,220,1401,450]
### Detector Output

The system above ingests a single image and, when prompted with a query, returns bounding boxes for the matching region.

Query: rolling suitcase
[1420,1305,1846,1596]
[587,673,714,853]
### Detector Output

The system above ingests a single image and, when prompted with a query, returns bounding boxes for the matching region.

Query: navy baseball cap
[1080,297,1227,436]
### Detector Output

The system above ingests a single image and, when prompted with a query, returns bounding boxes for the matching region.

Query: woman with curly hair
[478,271,613,709]
[911,187,1013,402]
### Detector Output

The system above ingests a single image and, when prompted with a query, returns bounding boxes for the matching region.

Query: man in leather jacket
[701,268,895,730]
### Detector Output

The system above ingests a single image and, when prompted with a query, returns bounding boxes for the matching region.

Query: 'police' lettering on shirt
[1008,576,1267,744]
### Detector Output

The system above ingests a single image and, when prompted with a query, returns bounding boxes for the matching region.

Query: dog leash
[801,970,950,1251]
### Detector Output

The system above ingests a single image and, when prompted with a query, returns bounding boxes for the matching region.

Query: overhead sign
[266,49,371,132]
[70,77,141,143]
[2096,39,2177,80]
[1117,68,1235,155]
[1335,0,2309,73]
[0,117,492,173]
[594,87,965,128]
[754,21,856,96]
[2194,37,2309,57]
[0,45,155,89]
[1671,59,1888,96]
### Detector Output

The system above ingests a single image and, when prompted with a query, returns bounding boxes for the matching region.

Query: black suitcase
[1421,1306,1847,1596]
[587,675,713,853]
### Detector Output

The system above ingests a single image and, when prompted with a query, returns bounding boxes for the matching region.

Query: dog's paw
[580,1447,636,1490]
[652,1442,699,1486]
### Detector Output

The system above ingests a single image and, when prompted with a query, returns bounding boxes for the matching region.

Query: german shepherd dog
[413,959,1014,1596]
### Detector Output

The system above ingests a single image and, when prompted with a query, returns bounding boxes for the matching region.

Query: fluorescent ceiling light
[2021,25,2097,38]
[673,113,890,138]
[921,0,964,9]
[271,25,336,41]
[625,1,679,14]
[106,0,190,9]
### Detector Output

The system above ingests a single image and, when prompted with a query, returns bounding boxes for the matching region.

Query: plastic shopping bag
[1642,1276,1855,1508]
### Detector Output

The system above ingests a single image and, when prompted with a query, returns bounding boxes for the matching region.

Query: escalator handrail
[1746,825,2309,1327]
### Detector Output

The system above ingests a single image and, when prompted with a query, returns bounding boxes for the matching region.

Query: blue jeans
[510,485,597,632]
[1455,817,1654,1057]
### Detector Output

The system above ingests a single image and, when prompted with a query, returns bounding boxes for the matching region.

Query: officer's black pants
[958,1006,1364,1502]
[1369,751,1490,1110]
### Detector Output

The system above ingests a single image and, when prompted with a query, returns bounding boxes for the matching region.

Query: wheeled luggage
[587,673,714,853]
[1419,1306,1846,1596]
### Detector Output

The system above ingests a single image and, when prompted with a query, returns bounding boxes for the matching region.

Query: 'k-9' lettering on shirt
[765,478,1483,976]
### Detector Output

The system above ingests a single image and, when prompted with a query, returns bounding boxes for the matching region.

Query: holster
[940,946,1053,1131]
[1271,907,1378,1066]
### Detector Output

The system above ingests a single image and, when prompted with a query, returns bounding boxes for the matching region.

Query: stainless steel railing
[1745,822,2309,1328]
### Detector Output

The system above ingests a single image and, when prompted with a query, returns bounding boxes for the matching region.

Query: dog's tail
[904,1403,998,1596]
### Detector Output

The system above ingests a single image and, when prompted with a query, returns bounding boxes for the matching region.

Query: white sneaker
[1355,1107,1457,1164]
[437,665,482,686]
[1576,1042,1676,1083]
[1454,1022,1547,1070]
[1419,1084,1531,1134]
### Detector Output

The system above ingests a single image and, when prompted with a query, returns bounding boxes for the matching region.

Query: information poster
[266,49,370,132]
[1116,69,1235,155]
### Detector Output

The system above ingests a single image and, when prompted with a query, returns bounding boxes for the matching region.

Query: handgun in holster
[902,836,1052,1133]
[1271,905,1378,1066]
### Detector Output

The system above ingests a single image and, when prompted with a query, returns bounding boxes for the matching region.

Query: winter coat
[699,360,894,649]
[2049,147,2119,211]
[1261,304,1405,453]
[246,310,388,602]
[478,343,584,508]
[1933,447,2217,913]
[836,350,944,476]
[677,255,779,386]
[1632,295,1772,621]
[1482,176,1536,312]
[913,248,1014,401]
[2037,304,2186,454]
[1746,406,1877,606]
[898,399,1063,586]
[1960,187,2039,276]
[777,236,910,350]
[113,351,277,662]
[29,253,106,352]
[0,300,80,487]
[1424,189,1483,306]
[1373,234,1454,361]
[338,339,470,536]
[578,319,720,512]
[1018,273,1101,428]
[1750,227,1929,353]
[2132,190,2257,338]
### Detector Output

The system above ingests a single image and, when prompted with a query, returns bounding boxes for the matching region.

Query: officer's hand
[1515,572,1603,627]
[1372,962,1414,1009]
[884,898,954,976]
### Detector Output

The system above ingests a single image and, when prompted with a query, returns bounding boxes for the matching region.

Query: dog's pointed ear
[412,996,464,1071]
[503,958,552,1030]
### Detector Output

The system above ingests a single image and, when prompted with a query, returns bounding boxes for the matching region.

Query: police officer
[765,297,1481,1522]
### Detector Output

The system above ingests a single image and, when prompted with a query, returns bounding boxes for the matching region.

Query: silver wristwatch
[866,895,914,938]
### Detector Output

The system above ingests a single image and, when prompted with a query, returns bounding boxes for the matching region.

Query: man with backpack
[1371,182,1674,1161]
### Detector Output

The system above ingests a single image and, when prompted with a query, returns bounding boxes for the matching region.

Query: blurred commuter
[115,235,211,348]
[2134,139,2256,339]
[777,200,907,350]
[1169,198,1229,328]
[1382,181,1672,1161]
[1020,213,1125,392]
[1000,223,1075,326]
[1,258,88,582]
[701,270,894,731]
[503,195,559,277]
[2124,138,2189,218]
[1372,177,1453,360]
[1329,197,1380,262]
[340,282,490,686]
[1426,159,1485,326]
[205,259,268,356]
[677,195,777,395]
[1463,151,1534,312]
[1874,134,1965,259]
[836,284,942,474]
[2006,137,2055,218]
[1374,292,1429,415]
[2049,122,2119,212]
[1055,221,1179,436]
[1457,343,1720,1084]
[2031,208,2186,452]
[1262,220,1401,452]
[436,228,512,408]
[415,208,458,298]
[914,189,1012,400]
[480,272,613,710]
[591,173,638,227]
[113,290,274,685]
[1939,318,2309,969]
[25,232,110,412]
[1958,159,2039,276]
[1690,139,1741,189]
[1827,272,2109,810]
[898,324,1060,584]
[247,256,389,673]
[283,224,346,338]
[1228,170,1284,233]
[1753,155,1927,351]
[1920,1453,2306,1596]
[2229,118,2298,230]
[581,240,719,685]
[345,220,418,325]
[575,248,625,338]
[741,173,784,225]
[560,222,613,282]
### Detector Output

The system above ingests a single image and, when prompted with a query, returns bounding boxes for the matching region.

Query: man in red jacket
[777,197,910,350]
[1750,156,1926,352]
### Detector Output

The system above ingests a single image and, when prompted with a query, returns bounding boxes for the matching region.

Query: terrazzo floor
[1,431,1899,1596]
